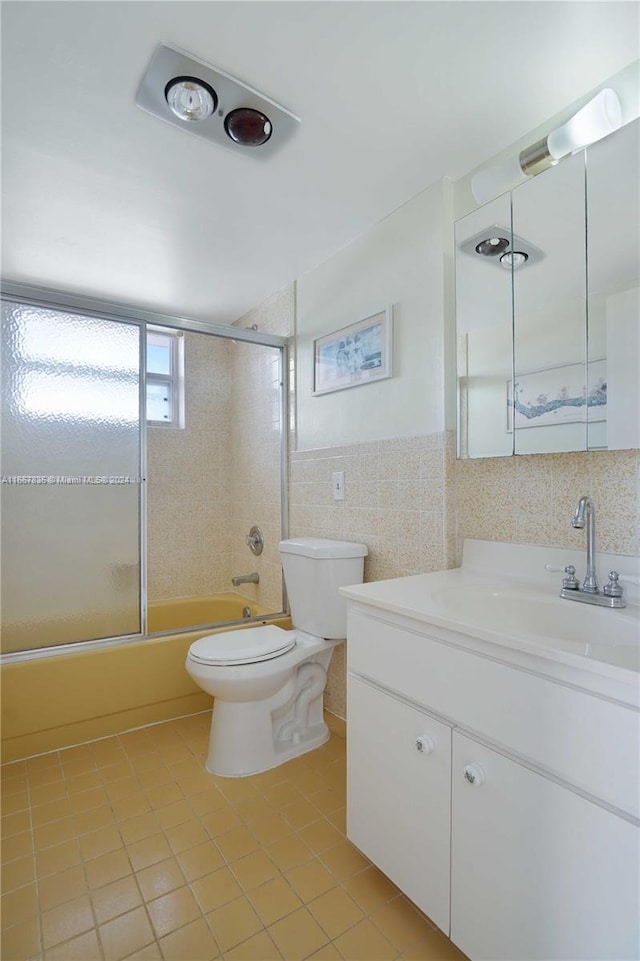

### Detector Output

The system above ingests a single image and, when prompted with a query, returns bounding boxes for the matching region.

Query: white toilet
[185,537,368,777]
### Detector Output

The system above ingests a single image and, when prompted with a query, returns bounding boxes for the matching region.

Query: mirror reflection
[455,193,513,459]
[455,117,639,459]
[512,151,587,455]
[586,119,639,451]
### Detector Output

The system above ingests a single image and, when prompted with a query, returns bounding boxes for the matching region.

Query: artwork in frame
[313,307,393,396]
[507,359,607,431]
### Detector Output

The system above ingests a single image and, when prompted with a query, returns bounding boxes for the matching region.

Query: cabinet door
[451,732,640,961]
[347,674,451,933]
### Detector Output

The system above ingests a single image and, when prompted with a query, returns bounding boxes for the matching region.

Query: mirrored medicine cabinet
[455,117,639,459]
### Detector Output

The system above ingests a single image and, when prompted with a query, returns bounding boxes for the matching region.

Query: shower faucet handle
[245,526,264,556]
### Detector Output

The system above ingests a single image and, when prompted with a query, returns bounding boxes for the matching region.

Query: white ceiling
[1,2,637,325]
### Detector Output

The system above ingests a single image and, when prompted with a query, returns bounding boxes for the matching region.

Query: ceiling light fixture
[475,236,509,257]
[471,88,623,205]
[500,251,529,269]
[459,224,543,270]
[165,77,217,122]
[224,108,272,146]
[136,43,300,158]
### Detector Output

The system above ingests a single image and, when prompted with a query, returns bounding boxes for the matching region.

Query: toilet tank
[279,538,368,639]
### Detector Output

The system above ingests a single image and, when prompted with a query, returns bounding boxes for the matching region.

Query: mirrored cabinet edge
[455,118,639,460]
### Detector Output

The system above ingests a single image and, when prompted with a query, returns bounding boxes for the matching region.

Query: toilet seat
[188,626,296,666]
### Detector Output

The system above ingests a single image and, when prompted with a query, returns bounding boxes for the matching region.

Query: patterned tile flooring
[1,713,468,961]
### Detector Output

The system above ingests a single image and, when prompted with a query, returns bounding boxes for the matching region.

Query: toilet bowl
[185,537,367,777]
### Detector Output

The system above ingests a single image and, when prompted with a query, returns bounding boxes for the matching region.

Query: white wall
[295,181,448,450]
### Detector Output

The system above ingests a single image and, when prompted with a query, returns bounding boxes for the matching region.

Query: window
[146,326,184,427]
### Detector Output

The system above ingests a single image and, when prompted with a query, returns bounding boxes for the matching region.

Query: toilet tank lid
[279,537,368,559]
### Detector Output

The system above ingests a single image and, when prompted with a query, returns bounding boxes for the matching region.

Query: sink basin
[430,583,639,666]
[340,540,640,697]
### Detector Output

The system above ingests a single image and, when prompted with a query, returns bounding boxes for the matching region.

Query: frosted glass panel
[1,301,142,653]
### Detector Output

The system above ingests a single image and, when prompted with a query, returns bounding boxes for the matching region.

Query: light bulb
[500,251,528,269]
[165,77,216,122]
[224,108,273,146]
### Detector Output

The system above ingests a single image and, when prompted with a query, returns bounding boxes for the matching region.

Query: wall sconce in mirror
[136,43,299,158]
[472,88,622,205]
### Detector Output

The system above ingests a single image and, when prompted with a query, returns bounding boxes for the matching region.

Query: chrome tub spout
[231,572,259,586]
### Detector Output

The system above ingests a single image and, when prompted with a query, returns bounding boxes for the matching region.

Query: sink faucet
[558,496,625,608]
[572,495,598,593]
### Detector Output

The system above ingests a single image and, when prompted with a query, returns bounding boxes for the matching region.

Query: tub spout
[231,572,259,586]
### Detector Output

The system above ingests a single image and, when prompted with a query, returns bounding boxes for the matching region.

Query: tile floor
[1,712,469,961]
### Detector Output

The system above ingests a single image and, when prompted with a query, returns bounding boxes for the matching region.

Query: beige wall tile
[147,286,293,615]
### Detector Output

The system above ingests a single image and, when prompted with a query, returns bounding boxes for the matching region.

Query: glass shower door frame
[1,281,290,662]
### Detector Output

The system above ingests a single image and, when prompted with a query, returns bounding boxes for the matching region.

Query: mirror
[512,152,587,455]
[455,117,639,458]
[586,119,639,450]
[455,193,513,458]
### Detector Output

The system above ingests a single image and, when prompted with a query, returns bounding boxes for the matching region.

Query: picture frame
[507,359,607,432]
[313,306,393,396]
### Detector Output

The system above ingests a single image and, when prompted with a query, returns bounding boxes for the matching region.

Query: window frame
[146,325,185,428]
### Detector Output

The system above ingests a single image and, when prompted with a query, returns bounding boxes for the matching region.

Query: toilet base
[204,648,335,777]
[205,713,330,778]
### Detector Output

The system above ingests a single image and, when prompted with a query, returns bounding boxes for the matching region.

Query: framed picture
[313,307,393,396]
[507,359,607,431]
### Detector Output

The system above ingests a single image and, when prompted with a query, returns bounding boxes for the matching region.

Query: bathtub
[1,594,290,762]
[148,592,268,633]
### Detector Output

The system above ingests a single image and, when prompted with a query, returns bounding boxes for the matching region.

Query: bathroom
[1,3,639,960]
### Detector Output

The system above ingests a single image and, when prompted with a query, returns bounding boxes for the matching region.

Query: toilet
[185,537,368,777]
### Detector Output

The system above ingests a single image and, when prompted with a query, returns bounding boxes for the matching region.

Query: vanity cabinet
[347,674,451,932]
[346,604,640,961]
[450,732,639,961]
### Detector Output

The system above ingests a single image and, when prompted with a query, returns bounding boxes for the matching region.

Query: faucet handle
[603,570,624,598]
[562,565,580,590]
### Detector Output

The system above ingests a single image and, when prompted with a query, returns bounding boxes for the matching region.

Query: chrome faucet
[572,495,598,593]
[231,572,259,586]
[559,496,625,608]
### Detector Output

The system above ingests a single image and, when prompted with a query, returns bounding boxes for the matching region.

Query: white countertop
[340,540,640,706]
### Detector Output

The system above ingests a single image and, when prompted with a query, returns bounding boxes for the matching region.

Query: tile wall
[147,284,295,613]
[229,285,296,614]
[289,433,458,717]
[455,448,640,557]
[147,333,232,601]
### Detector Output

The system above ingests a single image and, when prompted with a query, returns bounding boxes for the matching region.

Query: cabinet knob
[415,736,434,755]
[463,763,485,786]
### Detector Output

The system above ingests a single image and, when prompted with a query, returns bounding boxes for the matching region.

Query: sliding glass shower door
[1,300,143,654]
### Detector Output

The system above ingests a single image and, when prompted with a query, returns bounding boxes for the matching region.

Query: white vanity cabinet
[347,674,451,933]
[345,598,640,961]
[450,731,639,961]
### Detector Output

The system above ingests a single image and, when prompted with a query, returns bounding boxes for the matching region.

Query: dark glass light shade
[224,108,273,146]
